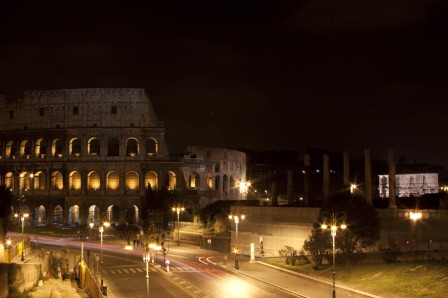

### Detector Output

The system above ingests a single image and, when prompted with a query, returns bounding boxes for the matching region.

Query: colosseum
[0,88,246,227]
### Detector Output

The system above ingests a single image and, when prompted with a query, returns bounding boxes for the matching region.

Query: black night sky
[1,1,448,166]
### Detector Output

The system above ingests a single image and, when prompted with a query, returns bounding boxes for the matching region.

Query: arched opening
[107,138,120,156]
[107,171,120,190]
[88,171,101,190]
[69,138,81,156]
[88,138,101,156]
[33,171,47,190]
[126,138,139,157]
[223,175,228,193]
[215,176,220,191]
[125,205,139,224]
[52,138,64,157]
[230,176,236,193]
[168,171,176,190]
[35,138,47,158]
[69,171,81,190]
[20,140,31,158]
[53,205,63,225]
[68,205,80,225]
[207,173,213,189]
[51,171,64,190]
[145,138,158,156]
[107,205,120,225]
[88,205,101,226]
[144,171,158,189]
[126,171,139,190]
[6,141,16,159]
[34,205,46,226]
[5,172,14,190]
[189,172,200,189]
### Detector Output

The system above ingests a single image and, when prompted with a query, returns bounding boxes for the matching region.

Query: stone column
[343,151,350,189]
[388,148,397,208]
[304,154,310,205]
[323,154,330,205]
[364,149,373,205]
[287,170,293,205]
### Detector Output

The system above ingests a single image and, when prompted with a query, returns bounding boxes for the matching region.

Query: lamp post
[410,210,422,251]
[238,181,250,199]
[172,206,184,246]
[99,221,110,294]
[321,212,347,298]
[228,214,245,270]
[6,238,11,263]
[15,213,29,261]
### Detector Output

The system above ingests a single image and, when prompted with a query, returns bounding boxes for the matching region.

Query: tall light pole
[143,249,150,298]
[99,221,110,294]
[172,206,184,246]
[228,214,245,270]
[15,213,29,261]
[321,212,347,298]
[410,210,422,251]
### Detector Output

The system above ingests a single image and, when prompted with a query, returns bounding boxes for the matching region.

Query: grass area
[263,259,448,298]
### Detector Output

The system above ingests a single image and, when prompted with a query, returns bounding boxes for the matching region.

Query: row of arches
[0,136,158,160]
[4,170,177,191]
[19,204,140,226]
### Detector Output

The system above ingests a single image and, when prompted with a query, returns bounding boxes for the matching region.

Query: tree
[303,222,332,269]
[327,194,381,264]
[0,185,13,244]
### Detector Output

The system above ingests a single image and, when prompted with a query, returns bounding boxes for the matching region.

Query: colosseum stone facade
[0,88,246,227]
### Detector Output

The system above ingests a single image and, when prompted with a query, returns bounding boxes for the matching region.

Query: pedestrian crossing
[103,265,197,275]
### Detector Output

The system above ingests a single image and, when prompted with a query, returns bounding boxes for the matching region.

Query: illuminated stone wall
[379,173,439,198]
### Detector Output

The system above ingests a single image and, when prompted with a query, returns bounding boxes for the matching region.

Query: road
[19,234,379,298]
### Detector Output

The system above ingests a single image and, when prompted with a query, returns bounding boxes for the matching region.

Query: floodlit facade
[0,89,246,227]
[378,173,439,198]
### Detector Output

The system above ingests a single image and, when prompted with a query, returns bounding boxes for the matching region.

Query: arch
[68,205,80,225]
[69,138,81,156]
[168,171,176,190]
[33,171,47,190]
[53,205,63,225]
[5,172,14,190]
[69,171,82,190]
[35,138,47,158]
[126,171,139,190]
[107,171,120,190]
[6,141,16,159]
[189,172,200,189]
[88,137,101,156]
[230,176,236,193]
[51,138,64,157]
[88,205,101,226]
[20,139,32,158]
[144,171,158,189]
[215,175,220,191]
[207,173,213,189]
[107,205,119,225]
[125,205,139,224]
[145,138,158,156]
[223,175,229,193]
[107,138,120,156]
[126,138,139,157]
[88,171,101,190]
[51,171,64,190]
[34,205,46,226]
[21,172,32,191]
[0,141,2,159]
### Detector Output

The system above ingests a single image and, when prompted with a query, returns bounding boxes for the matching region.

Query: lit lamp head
[6,239,11,246]
[233,248,239,255]
[99,226,104,233]
[103,222,110,228]
[410,211,422,221]
[143,252,151,262]
[89,222,94,228]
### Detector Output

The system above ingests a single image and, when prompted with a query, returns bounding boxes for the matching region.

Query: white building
[378,173,439,198]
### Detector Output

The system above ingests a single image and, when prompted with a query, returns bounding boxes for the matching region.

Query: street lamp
[15,213,29,261]
[238,181,250,199]
[99,221,110,294]
[321,211,347,298]
[172,206,184,246]
[410,210,423,250]
[143,249,151,278]
[6,238,12,263]
[228,214,245,270]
